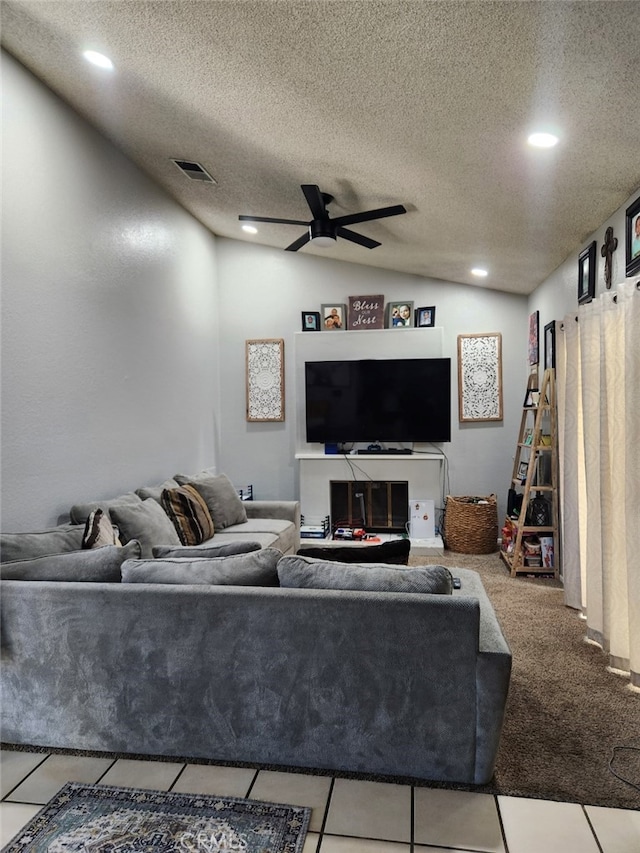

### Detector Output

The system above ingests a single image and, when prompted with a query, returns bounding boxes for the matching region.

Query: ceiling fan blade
[337,227,381,249]
[301,184,328,220]
[239,215,309,226]
[332,204,407,228]
[285,231,311,252]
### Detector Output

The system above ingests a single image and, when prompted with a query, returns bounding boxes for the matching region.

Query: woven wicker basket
[443,494,498,554]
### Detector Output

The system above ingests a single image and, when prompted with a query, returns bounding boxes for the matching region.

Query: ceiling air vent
[171,159,217,184]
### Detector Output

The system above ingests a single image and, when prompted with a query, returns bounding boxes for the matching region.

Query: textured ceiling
[2,0,639,295]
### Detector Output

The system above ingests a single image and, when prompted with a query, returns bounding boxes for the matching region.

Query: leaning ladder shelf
[500,368,560,578]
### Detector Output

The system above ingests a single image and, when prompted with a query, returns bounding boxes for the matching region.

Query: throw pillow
[277,555,453,595]
[0,540,141,582]
[297,537,410,565]
[173,472,247,530]
[161,485,215,546]
[153,541,262,559]
[122,547,281,587]
[109,498,180,558]
[0,524,85,563]
[69,492,142,525]
[82,508,122,549]
[135,478,180,504]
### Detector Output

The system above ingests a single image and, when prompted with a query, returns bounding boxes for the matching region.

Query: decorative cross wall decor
[600,226,618,290]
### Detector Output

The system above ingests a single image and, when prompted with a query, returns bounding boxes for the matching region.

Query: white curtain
[557,278,640,686]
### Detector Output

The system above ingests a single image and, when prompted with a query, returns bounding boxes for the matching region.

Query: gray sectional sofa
[0,538,511,784]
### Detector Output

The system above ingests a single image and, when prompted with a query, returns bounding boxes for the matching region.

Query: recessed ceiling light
[82,50,114,70]
[527,132,559,149]
[242,224,258,235]
[471,267,488,277]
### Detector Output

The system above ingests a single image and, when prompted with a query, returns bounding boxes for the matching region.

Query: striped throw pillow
[161,485,215,546]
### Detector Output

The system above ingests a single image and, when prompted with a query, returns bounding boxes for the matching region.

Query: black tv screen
[305,358,451,444]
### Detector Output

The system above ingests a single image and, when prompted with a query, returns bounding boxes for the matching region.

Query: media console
[296,452,445,555]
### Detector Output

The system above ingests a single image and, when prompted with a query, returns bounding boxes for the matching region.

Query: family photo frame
[578,241,596,304]
[625,196,640,277]
[301,311,320,332]
[415,305,436,327]
[321,304,346,330]
[384,301,414,328]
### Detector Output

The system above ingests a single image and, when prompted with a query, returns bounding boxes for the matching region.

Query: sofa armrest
[245,501,300,528]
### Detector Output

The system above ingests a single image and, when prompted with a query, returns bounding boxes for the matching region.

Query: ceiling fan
[239,184,407,252]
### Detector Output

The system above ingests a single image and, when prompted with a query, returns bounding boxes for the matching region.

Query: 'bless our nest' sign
[347,295,384,330]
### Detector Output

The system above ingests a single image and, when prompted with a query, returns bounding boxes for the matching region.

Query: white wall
[529,187,640,326]
[215,239,529,522]
[1,52,222,530]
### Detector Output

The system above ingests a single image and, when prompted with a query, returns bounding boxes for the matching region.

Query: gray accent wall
[1,49,550,533]
[215,239,529,522]
[1,52,221,530]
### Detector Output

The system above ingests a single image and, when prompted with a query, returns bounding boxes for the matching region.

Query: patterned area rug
[2,782,310,852]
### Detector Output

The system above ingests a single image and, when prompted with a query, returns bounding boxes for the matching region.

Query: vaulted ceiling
[2,0,639,295]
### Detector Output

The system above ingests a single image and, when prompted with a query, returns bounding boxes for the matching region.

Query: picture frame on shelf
[523,386,539,407]
[384,301,414,328]
[528,310,539,365]
[544,320,556,370]
[625,195,640,277]
[578,241,596,304]
[415,305,436,327]
[517,461,529,481]
[321,304,346,330]
[301,311,321,332]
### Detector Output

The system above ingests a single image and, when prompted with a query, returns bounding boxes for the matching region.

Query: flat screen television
[305,358,451,444]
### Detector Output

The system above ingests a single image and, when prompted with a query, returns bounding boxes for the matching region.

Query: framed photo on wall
[578,241,596,304]
[544,320,556,370]
[625,196,640,277]
[321,304,346,330]
[415,305,436,327]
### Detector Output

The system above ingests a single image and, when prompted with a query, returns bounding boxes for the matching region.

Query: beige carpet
[410,550,640,809]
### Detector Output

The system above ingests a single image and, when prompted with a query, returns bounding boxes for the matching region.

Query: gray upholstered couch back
[0,568,511,785]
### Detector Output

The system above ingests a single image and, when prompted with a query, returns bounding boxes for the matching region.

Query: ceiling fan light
[309,219,336,248]
[311,235,336,248]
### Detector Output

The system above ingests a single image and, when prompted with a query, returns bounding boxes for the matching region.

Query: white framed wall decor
[246,339,285,422]
[457,333,503,422]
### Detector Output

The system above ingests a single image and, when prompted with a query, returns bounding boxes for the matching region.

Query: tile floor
[1,749,639,852]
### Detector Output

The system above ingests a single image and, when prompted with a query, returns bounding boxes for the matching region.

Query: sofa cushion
[297,537,410,565]
[122,547,281,587]
[82,508,121,549]
[135,478,180,504]
[174,472,247,529]
[153,540,262,559]
[109,499,180,558]
[161,485,215,546]
[70,492,142,525]
[0,524,85,563]
[278,555,453,594]
[0,540,141,582]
